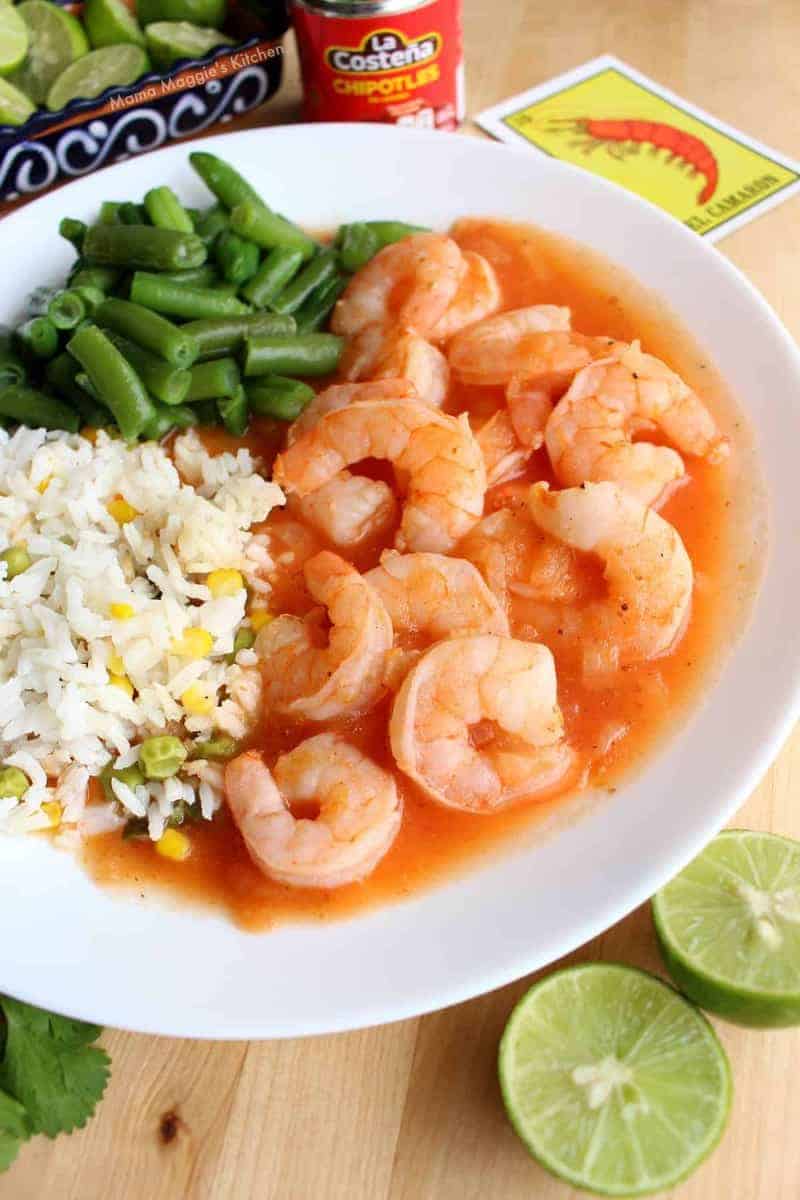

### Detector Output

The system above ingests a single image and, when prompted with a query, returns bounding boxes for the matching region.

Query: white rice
[0,426,284,838]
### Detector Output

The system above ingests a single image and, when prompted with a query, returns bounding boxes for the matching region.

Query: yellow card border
[476,55,800,241]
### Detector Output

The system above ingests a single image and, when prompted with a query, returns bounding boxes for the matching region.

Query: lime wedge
[11,0,89,104]
[46,44,149,111]
[84,0,146,48]
[136,0,226,29]
[0,75,35,124]
[0,1,29,78]
[653,829,800,1027]
[499,964,731,1196]
[144,20,233,69]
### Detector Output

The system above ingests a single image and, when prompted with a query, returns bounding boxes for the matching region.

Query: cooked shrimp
[339,325,450,409]
[505,376,553,450]
[527,481,693,671]
[365,551,509,644]
[475,409,532,488]
[331,233,465,337]
[256,550,393,721]
[274,399,486,554]
[224,737,401,888]
[389,634,574,811]
[545,342,729,506]
[288,381,407,547]
[448,305,572,384]
[428,251,502,341]
[297,472,397,548]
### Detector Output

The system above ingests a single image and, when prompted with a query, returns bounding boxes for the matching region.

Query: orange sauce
[85,220,756,930]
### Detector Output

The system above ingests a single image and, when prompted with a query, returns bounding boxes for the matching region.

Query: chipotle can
[291,0,464,130]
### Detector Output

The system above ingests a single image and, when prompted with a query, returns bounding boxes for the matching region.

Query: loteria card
[476,55,800,241]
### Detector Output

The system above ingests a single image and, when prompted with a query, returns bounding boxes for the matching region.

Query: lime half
[0,1,29,78]
[11,0,89,104]
[144,20,233,69]
[654,829,800,1027]
[46,44,149,111]
[0,76,35,124]
[84,0,146,49]
[499,964,731,1197]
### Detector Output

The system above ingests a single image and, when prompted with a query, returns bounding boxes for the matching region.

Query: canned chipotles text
[291,0,464,130]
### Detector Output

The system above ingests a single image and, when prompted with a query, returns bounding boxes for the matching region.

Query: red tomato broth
[85,220,753,930]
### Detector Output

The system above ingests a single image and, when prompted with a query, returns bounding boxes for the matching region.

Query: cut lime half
[0,1,29,79]
[654,828,800,1027]
[46,44,150,111]
[11,0,89,104]
[499,964,731,1197]
[144,20,233,69]
[0,76,35,125]
[84,0,146,49]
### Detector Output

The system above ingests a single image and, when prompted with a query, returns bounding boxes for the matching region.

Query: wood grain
[3,1,800,1195]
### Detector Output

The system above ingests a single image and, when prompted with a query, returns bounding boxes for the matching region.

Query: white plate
[0,125,797,1040]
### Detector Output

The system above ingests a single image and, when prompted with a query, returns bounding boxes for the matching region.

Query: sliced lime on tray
[499,963,731,1196]
[0,76,35,124]
[84,0,146,49]
[11,0,89,104]
[144,20,233,69]
[654,829,800,1027]
[46,44,150,111]
[136,0,226,29]
[0,0,30,79]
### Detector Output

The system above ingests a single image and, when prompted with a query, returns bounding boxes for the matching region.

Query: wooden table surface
[3,1,800,1196]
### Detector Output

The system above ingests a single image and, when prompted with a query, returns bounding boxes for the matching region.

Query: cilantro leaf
[0,997,110,1138]
[0,1088,31,1171]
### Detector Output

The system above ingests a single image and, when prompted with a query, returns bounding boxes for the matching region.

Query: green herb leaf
[0,1088,30,1171]
[0,997,110,1137]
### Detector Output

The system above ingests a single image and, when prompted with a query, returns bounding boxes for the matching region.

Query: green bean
[141,402,195,440]
[189,152,264,211]
[47,290,86,331]
[337,222,380,272]
[16,317,59,360]
[193,734,240,760]
[139,734,188,780]
[67,325,155,441]
[83,224,207,272]
[118,202,149,226]
[215,231,260,285]
[193,205,229,247]
[217,386,248,436]
[192,399,219,426]
[145,185,194,234]
[181,312,296,360]
[366,220,430,247]
[0,765,29,799]
[186,356,240,402]
[240,246,304,309]
[229,201,315,261]
[69,265,120,293]
[294,274,347,333]
[99,201,122,225]
[129,272,250,320]
[0,385,79,432]
[0,334,26,389]
[246,375,315,421]
[156,266,218,288]
[45,353,110,425]
[106,333,191,406]
[243,333,343,378]
[96,298,199,369]
[73,285,106,317]
[59,217,87,253]
[270,249,338,316]
[1,545,31,579]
